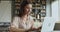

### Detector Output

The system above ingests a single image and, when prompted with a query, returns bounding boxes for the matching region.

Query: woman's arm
[9,26,26,32]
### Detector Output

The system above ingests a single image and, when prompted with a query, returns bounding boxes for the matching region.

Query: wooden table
[26,27,41,32]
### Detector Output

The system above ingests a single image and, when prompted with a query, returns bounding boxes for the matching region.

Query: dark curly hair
[19,0,32,17]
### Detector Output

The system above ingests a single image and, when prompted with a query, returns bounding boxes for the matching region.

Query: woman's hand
[31,21,42,30]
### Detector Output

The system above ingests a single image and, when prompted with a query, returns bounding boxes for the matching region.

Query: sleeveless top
[11,16,33,30]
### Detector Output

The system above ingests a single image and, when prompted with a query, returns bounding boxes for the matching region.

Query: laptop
[41,17,56,32]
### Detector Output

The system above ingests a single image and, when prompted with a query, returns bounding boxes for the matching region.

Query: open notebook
[41,17,56,32]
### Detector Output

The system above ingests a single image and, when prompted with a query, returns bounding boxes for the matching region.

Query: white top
[11,16,33,30]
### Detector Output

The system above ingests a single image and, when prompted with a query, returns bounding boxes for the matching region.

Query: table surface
[53,31,60,32]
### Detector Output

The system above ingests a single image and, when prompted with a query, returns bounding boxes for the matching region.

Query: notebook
[41,17,56,32]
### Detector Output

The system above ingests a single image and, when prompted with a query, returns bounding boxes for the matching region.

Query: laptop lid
[41,17,56,32]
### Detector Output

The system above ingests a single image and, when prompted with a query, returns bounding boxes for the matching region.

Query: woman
[10,0,40,32]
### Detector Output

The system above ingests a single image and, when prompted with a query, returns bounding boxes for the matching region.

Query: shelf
[31,0,46,22]
[32,7,42,9]
[32,4,41,7]
[41,17,45,19]
[42,0,46,5]
[41,10,46,12]
[15,3,20,5]
[15,2,20,4]
[15,0,21,2]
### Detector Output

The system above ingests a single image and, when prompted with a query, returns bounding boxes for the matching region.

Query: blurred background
[0,0,60,32]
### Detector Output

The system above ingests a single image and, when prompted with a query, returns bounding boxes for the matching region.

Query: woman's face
[24,4,32,15]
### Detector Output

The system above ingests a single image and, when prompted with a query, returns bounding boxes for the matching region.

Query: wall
[46,0,60,23]
[46,0,51,17]
[51,0,60,23]
[0,1,11,22]
[58,0,60,23]
[51,0,59,22]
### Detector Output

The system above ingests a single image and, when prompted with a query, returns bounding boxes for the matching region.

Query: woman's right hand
[31,22,42,30]
[9,27,26,32]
